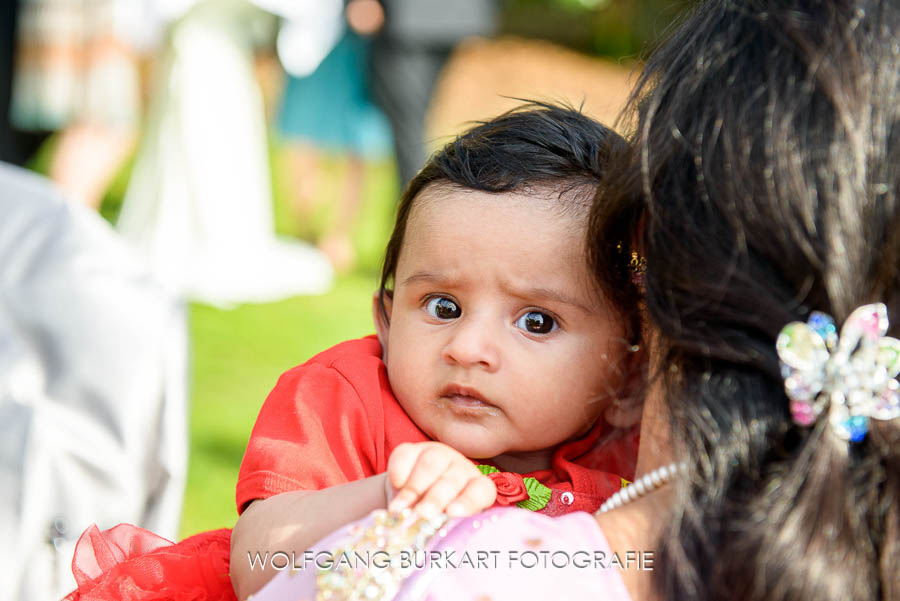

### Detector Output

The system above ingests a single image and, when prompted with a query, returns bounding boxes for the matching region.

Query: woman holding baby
[251,1,900,599]
[65,1,899,600]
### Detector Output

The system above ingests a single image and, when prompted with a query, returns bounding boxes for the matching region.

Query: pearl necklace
[596,462,685,513]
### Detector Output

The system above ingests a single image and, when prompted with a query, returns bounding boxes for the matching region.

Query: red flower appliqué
[488,471,530,505]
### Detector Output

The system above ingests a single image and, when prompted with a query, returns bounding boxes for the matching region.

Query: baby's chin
[435,436,555,473]
[425,431,506,464]
[441,440,504,463]
[486,449,556,473]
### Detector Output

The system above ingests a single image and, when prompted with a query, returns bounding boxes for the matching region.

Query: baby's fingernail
[388,497,409,514]
[416,503,437,519]
[446,502,465,517]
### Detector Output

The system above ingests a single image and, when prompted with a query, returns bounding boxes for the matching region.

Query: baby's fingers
[445,475,497,517]
[415,469,476,518]
[387,446,452,513]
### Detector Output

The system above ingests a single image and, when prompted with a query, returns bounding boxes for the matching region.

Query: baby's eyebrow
[400,271,458,287]
[510,285,593,314]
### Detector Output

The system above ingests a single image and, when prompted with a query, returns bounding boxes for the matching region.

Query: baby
[231,104,642,598]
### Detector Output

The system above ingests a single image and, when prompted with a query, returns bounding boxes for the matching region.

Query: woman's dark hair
[591,1,899,600]
[378,102,636,336]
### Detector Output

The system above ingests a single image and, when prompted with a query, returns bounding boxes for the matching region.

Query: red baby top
[236,336,638,516]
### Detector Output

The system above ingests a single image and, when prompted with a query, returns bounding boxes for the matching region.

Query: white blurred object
[0,163,188,601]
[276,10,343,77]
[254,0,344,77]
[116,0,334,306]
[116,0,202,51]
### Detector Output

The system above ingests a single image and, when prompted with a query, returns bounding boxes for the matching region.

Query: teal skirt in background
[277,32,393,158]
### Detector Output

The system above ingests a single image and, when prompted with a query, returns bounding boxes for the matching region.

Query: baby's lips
[439,383,491,404]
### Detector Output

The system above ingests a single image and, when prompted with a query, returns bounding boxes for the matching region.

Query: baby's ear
[372,291,392,351]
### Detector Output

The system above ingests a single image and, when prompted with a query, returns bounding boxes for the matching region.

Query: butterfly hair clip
[776,303,900,442]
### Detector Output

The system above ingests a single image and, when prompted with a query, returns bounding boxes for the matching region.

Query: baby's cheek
[386,356,423,405]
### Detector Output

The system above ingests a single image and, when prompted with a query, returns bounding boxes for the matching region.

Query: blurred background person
[116,0,334,307]
[5,0,147,209]
[0,0,46,166]
[371,0,500,188]
[271,0,393,273]
[0,162,187,601]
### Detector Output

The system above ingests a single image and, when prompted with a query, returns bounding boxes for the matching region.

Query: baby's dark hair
[377,102,633,333]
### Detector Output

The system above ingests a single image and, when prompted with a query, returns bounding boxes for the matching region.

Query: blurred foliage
[501,0,697,58]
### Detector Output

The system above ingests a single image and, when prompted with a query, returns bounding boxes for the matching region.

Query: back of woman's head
[591,1,900,599]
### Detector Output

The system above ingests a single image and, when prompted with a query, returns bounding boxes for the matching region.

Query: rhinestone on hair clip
[776,303,900,441]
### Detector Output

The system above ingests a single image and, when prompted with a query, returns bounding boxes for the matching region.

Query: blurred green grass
[183,272,380,536]
[43,135,401,537]
[179,152,397,537]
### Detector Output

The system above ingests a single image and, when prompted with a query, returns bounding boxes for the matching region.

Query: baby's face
[376,186,629,472]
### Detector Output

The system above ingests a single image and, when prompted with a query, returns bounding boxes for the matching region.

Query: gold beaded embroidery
[315,509,449,601]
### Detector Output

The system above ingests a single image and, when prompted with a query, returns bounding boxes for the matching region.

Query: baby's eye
[425,296,461,320]
[515,311,557,334]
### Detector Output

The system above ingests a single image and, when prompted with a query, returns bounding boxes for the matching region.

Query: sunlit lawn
[47,139,401,538]
[182,272,379,536]
[177,154,397,537]
[25,133,397,536]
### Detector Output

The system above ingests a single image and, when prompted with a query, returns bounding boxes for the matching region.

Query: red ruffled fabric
[64,525,236,601]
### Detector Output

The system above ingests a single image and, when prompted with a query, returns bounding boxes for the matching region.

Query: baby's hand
[385,442,496,518]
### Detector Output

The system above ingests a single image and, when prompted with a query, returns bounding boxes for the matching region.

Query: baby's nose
[440,316,500,371]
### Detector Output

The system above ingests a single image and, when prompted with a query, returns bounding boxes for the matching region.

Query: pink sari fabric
[252,507,632,601]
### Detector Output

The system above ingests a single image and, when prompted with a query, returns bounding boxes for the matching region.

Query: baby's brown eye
[516,311,556,334]
[426,297,461,320]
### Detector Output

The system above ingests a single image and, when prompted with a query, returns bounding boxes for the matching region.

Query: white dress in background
[117,0,333,307]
